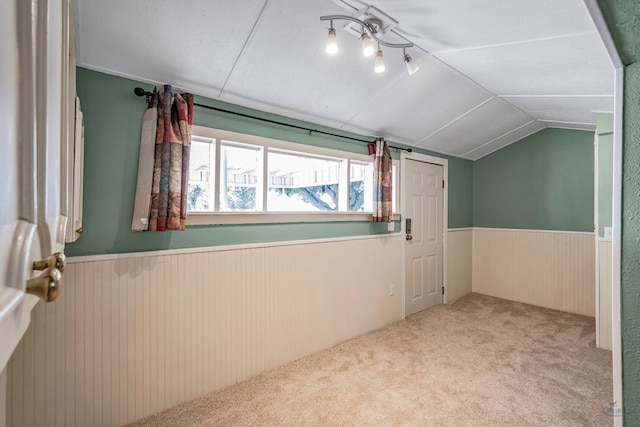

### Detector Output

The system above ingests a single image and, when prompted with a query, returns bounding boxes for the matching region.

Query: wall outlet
[389,284,396,296]
[387,221,395,232]
[604,226,613,240]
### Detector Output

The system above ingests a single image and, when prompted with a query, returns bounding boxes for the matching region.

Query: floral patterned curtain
[132,85,194,231]
[149,85,194,231]
[372,138,392,222]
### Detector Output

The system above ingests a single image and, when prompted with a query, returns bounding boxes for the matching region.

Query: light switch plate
[387,222,395,231]
[604,226,613,240]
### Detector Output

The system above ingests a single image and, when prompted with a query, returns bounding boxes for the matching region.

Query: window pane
[220,143,260,211]
[187,138,214,211]
[350,161,372,212]
[267,150,341,211]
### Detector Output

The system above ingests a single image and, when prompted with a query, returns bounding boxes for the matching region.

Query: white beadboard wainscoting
[472,228,595,317]
[598,239,613,350]
[447,229,472,302]
[7,236,402,427]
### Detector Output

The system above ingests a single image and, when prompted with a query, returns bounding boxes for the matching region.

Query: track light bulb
[374,49,385,73]
[326,26,338,54]
[404,52,419,75]
[361,33,375,57]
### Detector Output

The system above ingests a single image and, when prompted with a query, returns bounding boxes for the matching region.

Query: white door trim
[400,151,449,318]
[582,1,623,423]
[594,133,600,348]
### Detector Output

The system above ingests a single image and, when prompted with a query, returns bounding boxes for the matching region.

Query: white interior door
[0,0,39,377]
[0,0,67,386]
[404,159,443,316]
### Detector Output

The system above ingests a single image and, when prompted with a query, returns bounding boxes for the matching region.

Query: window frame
[187,125,400,225]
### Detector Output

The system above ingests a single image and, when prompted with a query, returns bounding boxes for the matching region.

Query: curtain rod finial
[134,87,148,97]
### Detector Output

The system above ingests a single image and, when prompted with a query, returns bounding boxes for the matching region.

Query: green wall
[619,60,640,427]
[473,128,594,232]
[67,68,473,257]
[597,113,614,238]
[447,155,474,228]
[596,1,640,424]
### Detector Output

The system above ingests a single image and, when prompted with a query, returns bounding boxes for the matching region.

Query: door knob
[26,267,62,302]
[33,252,65,273]
[406,234,413,241]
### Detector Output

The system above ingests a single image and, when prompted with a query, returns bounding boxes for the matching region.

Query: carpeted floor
[129,293,613,426]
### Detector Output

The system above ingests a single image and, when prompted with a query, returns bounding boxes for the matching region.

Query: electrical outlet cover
[604,226,613,240]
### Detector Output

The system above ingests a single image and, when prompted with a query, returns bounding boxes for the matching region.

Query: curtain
[131,89,158,231]
[132,85,194,231]
[372,138,392,222]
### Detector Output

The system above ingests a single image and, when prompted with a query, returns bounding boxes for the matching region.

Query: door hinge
[442,180,445,189]
[442,286,445,295]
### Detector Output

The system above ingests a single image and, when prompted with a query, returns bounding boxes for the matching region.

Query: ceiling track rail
[133,87,411,152]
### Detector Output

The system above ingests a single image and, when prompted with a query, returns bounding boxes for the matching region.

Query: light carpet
[129,293,613,426]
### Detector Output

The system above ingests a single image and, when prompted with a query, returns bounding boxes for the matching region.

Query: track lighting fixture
[326,21,338,54]
[403,48,419,75]
[374,47,385,73]
[361,32,375,57]
[320,14,418,75]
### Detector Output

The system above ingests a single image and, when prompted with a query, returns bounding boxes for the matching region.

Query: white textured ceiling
[73,0,614,160]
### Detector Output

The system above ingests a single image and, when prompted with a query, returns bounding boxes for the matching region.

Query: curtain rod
[133,87,412,152]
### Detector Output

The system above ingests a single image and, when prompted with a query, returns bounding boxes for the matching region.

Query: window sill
[186,211,402,226]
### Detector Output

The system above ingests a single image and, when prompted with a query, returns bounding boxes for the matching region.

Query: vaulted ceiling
[73,0,614,159]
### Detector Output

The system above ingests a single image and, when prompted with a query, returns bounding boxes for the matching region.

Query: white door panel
[405,159,443,316]
[1,0,69,376]
[0,0,38,374]
[38,0,66,256]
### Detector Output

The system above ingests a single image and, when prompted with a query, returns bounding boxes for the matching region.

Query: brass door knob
[33,252,66,273]
[26,267,62,302]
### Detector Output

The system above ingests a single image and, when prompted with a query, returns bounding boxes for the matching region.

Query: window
[187,126,398,224]
[268,150,344,212]
[188,136,215,211]
[349,161,371,212]
[220,142,262,212]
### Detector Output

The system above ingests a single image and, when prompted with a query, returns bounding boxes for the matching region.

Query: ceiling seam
[330,0,361,13]
[462,120,540,157]
[431,30,598,55]
[499,94,614,98]
[414,97,495,145]
[424,30,614,120]
[341,64,422,130]
[217,0,271,98]
[424,54,537,122]
[466,122,548,160]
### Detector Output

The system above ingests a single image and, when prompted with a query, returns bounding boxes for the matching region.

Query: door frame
[593,131,600,349]
[400,151,448,318]
[584,0,623,422]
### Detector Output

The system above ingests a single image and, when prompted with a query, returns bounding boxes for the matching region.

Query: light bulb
[326,27,338,54]
[361,33,375,57]
[404,53,419,75]
[374,50,385,73]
